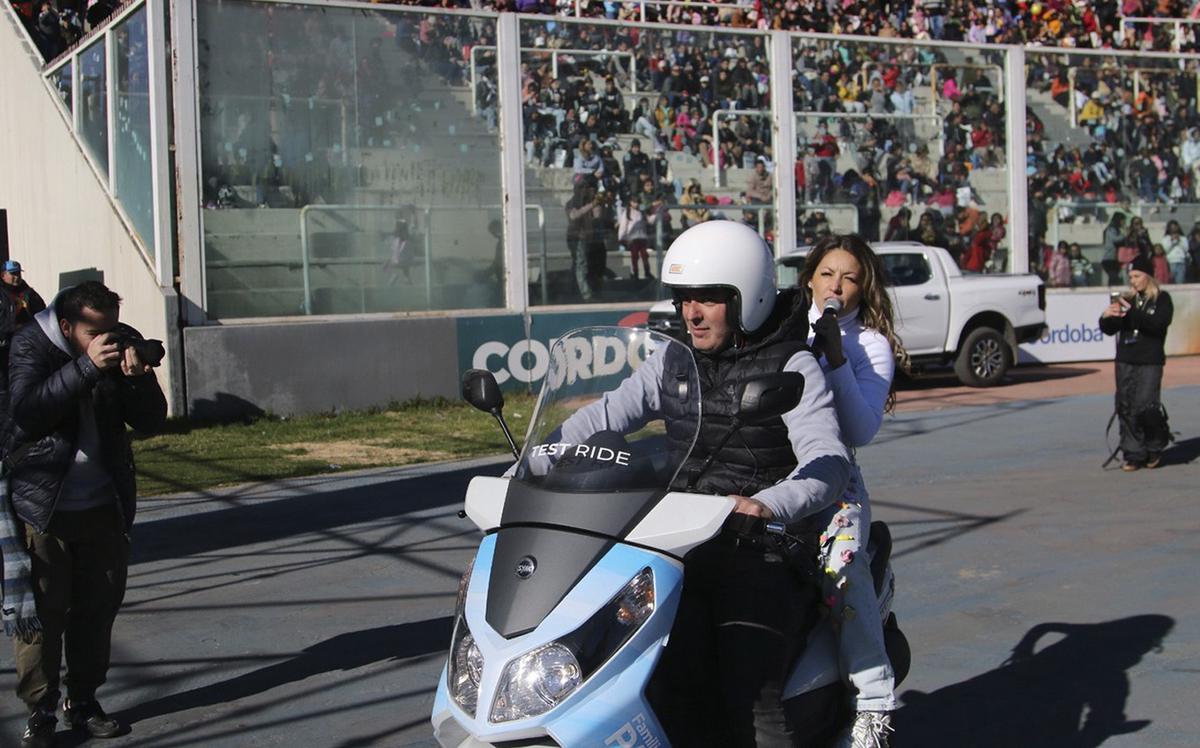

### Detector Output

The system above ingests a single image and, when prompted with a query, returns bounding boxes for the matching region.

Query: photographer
[6,282,166,747]
[1099,256,1174,472]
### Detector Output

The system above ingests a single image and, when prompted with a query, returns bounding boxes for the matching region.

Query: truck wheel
[954,327,1009,387]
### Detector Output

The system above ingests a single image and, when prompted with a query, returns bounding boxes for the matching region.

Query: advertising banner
[1019,288,1200,364]
[458,287,1199,390]
[457,308,652,391]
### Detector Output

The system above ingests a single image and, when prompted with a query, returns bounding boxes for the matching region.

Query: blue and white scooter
[431,326,908,747]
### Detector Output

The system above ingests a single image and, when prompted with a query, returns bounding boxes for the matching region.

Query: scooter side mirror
[462,369,521,460]
[736,372,805,424]
[462,369,505,414]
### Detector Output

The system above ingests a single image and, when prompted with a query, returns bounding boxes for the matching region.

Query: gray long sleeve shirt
[547,345,850,523]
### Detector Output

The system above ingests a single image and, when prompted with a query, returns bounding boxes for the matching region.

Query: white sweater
[807,305,895,449]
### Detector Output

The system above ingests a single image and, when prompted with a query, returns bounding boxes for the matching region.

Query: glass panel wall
[518,18,773,305]
[51,61,73,111]
[196,0,503,319]
[114,7,156,257]
[1026,50,1200,287]
[791,37,1010,272]
[79,39,109,178]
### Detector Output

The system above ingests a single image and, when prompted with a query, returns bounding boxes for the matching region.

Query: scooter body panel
[433,533,683,747]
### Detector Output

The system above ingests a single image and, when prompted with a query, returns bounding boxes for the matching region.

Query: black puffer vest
[663,289,810,496]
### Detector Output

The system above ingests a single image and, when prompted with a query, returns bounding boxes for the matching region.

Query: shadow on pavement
[131,462,505,566]
[115,616,454,727]
[874,500,1028,560]
[895,614,1174,748]
[897,365,1097,392]
[1160,435,1200,467]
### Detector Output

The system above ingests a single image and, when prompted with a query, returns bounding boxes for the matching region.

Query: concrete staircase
[1027,87,1092,151]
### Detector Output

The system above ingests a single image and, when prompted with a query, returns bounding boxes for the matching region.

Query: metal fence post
[1005,45,1029,275]
[497,13,530,314]
[770,31,797,259]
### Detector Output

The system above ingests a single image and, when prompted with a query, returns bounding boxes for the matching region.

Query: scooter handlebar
[722,513,788,540]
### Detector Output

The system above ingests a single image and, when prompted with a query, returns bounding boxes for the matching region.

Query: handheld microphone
[822,297,843,318]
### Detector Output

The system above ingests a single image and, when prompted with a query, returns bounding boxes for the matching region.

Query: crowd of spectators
[12,0,121,60]
[409,0,1200,53]
[18,0,1200,65]
[23,0,1200,291]
[1037,210,1200,286]
[183,0,1199,288]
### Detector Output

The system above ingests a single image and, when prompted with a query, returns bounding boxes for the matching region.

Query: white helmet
[661,221,777,333]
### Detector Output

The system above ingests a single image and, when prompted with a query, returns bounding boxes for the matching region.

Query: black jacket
[666,289,810,496]
[5,281,46,327]
[1099,290,1173,366]
[8,308,167,533]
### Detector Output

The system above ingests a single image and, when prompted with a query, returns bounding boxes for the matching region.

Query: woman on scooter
[801,234,908,748]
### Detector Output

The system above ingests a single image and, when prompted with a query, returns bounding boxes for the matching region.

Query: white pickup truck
[647,241,1047,387]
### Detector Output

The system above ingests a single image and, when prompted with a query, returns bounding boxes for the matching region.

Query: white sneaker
[835,711,893,748]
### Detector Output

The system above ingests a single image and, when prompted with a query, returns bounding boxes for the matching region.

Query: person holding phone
[1099,255,1174,471]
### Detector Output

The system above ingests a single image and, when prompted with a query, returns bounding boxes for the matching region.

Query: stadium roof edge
[162,0,1200,60]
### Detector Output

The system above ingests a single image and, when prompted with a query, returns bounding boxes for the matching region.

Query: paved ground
[1,362,1197,747]
[894,355,1200,413]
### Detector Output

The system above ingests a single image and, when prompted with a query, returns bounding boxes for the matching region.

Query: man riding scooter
[641,220,851,746]
[436,221,852,748]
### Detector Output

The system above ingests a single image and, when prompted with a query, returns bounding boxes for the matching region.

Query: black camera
[110,324,166,368]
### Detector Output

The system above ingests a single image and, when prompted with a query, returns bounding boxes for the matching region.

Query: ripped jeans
[813,464,896,712]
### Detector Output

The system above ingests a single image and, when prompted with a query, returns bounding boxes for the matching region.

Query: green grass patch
[133,395,537,497]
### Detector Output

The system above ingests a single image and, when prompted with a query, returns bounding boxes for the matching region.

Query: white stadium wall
[0,8,177,411]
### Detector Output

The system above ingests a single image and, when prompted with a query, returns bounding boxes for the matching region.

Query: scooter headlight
[454,556,475,618]
[490,643,582,723]
[448,617,484,715]
[561,566,655,678]
[488,567,655,723]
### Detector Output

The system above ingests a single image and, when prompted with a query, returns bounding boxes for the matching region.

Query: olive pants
[14,505,128,712]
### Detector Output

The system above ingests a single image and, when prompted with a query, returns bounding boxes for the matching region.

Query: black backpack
[1103,401,1176,468]
[1137,402,1175,451]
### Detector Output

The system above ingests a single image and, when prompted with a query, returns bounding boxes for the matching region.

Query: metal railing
[794,110,947,160]
[1045,199,1200,253]
[571,0,755,23]
[202,93,351,165]
[930,62,1004,108]
[298,203,545,314]
[710,108,769,187]
[524,202,768,306]
[470,46,637,114]
[1067,64,1200,127]
[1119,16,1200,52]
[36,0,171,287]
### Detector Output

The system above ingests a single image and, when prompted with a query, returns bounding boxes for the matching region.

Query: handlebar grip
[722,512,766,539]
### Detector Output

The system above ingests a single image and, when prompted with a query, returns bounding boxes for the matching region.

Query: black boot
[21,709,56,748]
[63,698,122,739]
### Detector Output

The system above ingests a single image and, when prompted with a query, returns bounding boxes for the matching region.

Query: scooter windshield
[513,326,701,493]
